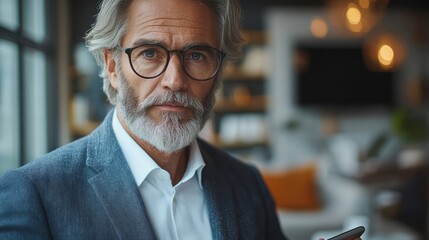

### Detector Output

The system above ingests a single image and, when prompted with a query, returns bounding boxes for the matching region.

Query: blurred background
[0,0,428,239]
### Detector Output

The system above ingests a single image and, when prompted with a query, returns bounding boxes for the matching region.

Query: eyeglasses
[117,44,226,81]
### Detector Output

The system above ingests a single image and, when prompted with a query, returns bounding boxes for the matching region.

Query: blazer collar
[198,140,240,240]
[86,111,157,240]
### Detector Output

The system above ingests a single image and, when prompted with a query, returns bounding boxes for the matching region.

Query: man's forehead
[123,0,220,48]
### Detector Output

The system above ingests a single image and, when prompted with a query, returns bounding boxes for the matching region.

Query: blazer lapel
[86,111,156,240]
[199,141,240,240]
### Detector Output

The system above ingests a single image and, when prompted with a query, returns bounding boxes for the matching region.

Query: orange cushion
[262,163,321,210]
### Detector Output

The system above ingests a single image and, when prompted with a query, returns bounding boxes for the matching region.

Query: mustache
[138,91,204,114]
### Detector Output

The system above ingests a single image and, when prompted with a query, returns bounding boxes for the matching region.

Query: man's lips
[153,103,189,112]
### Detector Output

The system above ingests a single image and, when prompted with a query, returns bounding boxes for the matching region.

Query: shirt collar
[112,109,205,189]
[184,140,205,189]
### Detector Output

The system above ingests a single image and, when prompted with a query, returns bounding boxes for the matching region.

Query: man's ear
[104,49,119,90]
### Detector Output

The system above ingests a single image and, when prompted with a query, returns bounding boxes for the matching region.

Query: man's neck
[116,109,190,186]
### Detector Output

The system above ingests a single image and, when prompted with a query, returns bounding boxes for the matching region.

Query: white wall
[265,8,429,166]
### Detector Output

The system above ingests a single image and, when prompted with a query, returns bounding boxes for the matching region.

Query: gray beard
[116,69,216,153]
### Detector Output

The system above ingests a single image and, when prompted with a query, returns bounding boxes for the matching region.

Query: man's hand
[319,238,362,240]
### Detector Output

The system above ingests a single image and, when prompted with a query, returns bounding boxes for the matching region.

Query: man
[0,0,287,239]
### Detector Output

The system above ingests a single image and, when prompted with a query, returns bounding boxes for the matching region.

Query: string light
[378,44,395,67]
[326,0,389,35]
[311,17,329,38]
[363,33,406,71]
[346,5,362,25]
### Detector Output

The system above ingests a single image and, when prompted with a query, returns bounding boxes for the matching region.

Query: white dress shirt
[112,110,213,240]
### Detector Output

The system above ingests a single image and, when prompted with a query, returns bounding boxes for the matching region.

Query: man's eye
[190,52,203,61]
[142,49,156,58]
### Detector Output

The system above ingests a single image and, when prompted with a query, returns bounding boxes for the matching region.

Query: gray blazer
[0,111,287,240]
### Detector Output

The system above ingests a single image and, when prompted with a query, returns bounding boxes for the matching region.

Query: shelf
[211,134,268,150]
[222,66,265,80]
[215,96,266,112]
[212,30,271,162]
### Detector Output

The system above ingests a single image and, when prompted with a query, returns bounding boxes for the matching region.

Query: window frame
[0,0,58,166]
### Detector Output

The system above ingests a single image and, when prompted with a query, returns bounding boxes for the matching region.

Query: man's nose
[160,55,188,91]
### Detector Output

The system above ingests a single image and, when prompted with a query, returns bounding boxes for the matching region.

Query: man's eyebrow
[131,39,167,47]
[131,39,216,49]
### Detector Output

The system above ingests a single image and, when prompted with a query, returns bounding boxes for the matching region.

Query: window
[0,0,56,175]
[0,40,20,172]
[0,0,19,31]
[24,48,48,161]
[23,0,46,43]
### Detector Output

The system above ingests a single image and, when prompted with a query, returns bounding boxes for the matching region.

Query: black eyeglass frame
[117,44,226,81]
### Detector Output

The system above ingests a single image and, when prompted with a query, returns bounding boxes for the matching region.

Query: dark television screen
[295,44,395,109]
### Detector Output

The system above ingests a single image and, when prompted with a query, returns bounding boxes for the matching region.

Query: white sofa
[275,154,370,240]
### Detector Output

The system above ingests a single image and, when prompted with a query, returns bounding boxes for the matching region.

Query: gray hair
[85,0,243,104]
